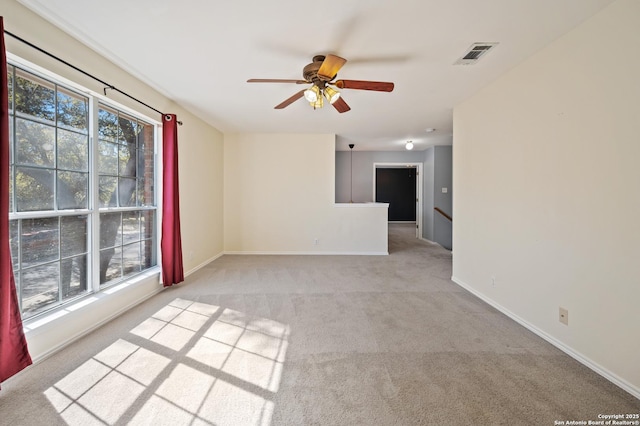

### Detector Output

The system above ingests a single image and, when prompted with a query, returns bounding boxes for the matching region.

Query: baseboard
[224,251,389,256]
[419,237,439,246]
[418,237,453,254]
[184,252,224,277]
[451,276,640,401]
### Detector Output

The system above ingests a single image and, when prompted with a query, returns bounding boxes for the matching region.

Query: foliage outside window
[7,63,158,319]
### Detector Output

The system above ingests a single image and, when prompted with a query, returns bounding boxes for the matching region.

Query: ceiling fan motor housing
[303,55,332,85]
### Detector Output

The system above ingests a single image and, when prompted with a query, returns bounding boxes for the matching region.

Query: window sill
[23,267,162,363]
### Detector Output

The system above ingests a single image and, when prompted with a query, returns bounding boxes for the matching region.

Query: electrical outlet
[559,307,568,325]
[314,238,319,245]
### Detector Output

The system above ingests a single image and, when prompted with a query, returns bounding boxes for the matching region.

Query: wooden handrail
[434,207,452,222]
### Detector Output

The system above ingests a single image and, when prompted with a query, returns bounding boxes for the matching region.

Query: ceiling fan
[247,54,394,113]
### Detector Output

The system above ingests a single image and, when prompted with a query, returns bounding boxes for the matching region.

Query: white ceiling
[19,0,614,151]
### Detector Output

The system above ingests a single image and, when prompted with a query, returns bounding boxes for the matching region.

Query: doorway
[373,163,422,238]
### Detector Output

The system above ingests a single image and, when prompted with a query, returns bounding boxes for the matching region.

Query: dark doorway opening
[375,168,417,221]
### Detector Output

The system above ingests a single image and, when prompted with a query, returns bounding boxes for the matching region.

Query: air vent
[454,42,498,65]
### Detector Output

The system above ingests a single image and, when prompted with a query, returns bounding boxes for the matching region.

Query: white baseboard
[419,237,439,246]
[224,251,389,256]
[185,252,224,277]
[451,275,640,401]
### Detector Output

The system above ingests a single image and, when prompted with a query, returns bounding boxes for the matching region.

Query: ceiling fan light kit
[304,84,339,109]
[247,54,394,113]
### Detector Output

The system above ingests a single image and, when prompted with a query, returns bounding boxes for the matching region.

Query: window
[7,63,158,319]
[97,105,156,286]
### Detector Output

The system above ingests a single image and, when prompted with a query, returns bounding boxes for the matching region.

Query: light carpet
[0,224,638,425]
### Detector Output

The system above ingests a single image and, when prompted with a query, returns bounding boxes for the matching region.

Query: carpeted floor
[1,224,638,425]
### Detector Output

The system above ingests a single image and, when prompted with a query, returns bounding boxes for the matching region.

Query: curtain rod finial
[164,114,183,125]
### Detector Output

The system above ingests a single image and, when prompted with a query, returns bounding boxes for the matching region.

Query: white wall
[3,1,224,362]
[453,0,640,397]
[224,133,388,254]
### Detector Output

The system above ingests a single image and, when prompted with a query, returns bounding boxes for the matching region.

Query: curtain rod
[4,29,182,125]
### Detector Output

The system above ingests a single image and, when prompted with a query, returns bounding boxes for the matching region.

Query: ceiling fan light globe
[304,85,320,102]
[303,89,316,102]
[324,86,341,104]
[310,96,324,109]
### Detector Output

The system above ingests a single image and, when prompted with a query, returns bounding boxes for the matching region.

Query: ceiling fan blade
[332,97,351,113]
[317,54,347,80]
[275,90,306,109]
[334,80,394,92]
[248,78,308,84]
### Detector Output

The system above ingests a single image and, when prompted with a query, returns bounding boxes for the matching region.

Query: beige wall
[174,122,224,271]
[3,1,224,360]
[224,133,388,254]
[453,0,640,397]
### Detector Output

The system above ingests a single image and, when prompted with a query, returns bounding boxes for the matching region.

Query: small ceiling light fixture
[405,140,414,150]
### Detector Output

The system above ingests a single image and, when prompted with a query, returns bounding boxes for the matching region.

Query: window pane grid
[13,215,90,317]
[98,103,153,209]
[57,127,89,172]
[9,67,14,212]
[8,64,14,113]
[14,68,55,125]
[21,261,60,316]
[57,86,89,135]
[14,111,57,128]
[11,68,90,214]
[9,165,14,213]
[8,63,158,320]
[15,117,55,168]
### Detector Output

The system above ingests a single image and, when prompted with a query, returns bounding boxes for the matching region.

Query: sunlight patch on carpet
[44,298,289,425]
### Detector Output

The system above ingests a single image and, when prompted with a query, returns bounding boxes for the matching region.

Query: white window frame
[7,53,162,321]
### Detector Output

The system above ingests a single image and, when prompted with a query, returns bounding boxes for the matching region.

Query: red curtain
[160,114,184,286]
[0,17,32,389]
